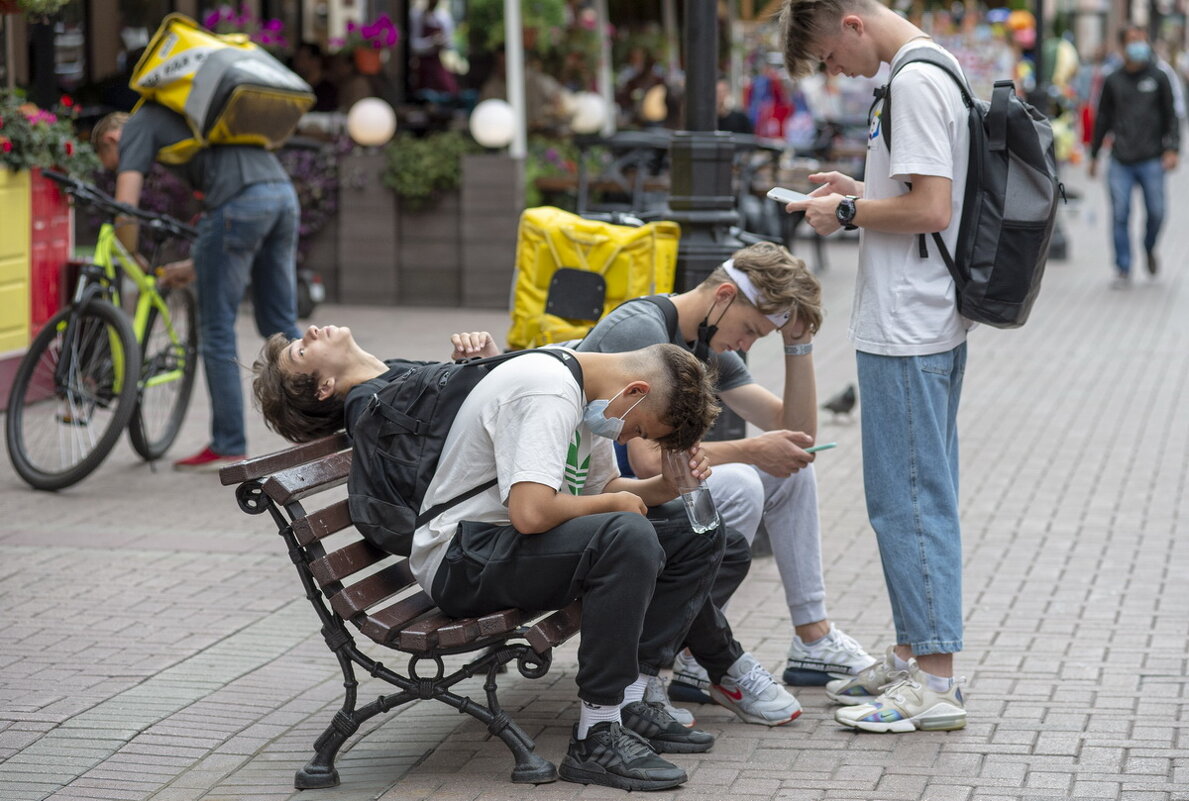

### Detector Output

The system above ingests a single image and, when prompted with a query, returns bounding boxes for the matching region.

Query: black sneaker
[559,722,687,791]
[621,700,715,753]
[1146,250,1159,276]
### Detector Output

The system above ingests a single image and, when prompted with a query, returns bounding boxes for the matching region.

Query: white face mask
[583,387,648,440]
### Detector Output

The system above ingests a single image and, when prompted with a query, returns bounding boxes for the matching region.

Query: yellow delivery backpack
[129,13,314,165]
[508,207,680,350]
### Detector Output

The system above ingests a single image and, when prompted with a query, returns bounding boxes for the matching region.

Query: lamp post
[666,0,748,439]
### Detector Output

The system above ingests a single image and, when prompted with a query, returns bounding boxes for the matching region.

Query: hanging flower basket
[353,47,384,76]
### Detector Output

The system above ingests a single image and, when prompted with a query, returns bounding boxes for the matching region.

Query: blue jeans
[1107,157,1165,275]
[857,344,966,656]
[194,181,301,455]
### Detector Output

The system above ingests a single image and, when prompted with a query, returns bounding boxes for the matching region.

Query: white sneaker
[784,624,877,685]
[825,646,904,706]
[668,650,713,705]
[708,653,802,726]
[834,662,967,733]
[644,674,696,728]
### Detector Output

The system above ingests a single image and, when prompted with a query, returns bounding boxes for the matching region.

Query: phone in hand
[767,187,812,205]
[805,442,838,453]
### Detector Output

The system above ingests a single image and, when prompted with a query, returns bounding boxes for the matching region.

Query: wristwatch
[835,195,859,231]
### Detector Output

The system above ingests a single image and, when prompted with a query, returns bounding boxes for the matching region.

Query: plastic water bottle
[662,450,721,534]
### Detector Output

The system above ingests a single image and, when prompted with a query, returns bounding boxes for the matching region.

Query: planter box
[461,154,522,309]
[397,192,461,307]
[336,151,399,305]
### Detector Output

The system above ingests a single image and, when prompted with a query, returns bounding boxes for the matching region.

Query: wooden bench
[219,433,582,789]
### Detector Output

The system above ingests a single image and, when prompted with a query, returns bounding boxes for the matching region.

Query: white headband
[722,259,791,328]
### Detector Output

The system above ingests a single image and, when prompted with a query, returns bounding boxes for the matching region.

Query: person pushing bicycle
[93,104,302,472]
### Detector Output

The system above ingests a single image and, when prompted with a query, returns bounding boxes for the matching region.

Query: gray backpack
[878,48,1063,328]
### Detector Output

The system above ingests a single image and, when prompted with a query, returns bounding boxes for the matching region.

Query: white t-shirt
[850,41,972,357]
[412,351,620,594]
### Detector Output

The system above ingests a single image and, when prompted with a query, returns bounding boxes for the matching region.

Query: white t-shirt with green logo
[412,351,619,592]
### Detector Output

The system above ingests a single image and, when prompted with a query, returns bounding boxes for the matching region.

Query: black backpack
[878,47,1063,328]
[347,349,583,557]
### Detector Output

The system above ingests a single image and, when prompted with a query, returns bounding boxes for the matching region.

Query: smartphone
[767,186,812,205]
[805,442,838,453]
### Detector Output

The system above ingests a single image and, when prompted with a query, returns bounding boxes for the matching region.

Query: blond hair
[92,112,129,147]
[702,242,823,335]
[778,0,877,78]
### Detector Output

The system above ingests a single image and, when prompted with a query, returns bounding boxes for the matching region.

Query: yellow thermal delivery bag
[509,207,679,350]
[130,13,314,164]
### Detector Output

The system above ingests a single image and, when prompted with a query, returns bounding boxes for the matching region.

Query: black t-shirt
[344,359,437,437]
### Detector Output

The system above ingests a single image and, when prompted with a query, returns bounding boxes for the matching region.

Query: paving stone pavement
[1,167,1186,801]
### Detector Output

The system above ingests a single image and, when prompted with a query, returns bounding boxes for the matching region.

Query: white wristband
[784,342,813,356]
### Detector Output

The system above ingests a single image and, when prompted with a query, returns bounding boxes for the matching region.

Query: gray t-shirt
[576,297,753,394]
[117,101,289,209]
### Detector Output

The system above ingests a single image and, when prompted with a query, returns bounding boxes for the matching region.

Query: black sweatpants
[431,499,749,706]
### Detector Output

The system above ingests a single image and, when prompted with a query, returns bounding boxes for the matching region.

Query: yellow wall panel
[0,170,32,353]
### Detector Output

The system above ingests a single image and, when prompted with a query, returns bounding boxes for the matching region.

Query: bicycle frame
[53,221,186,396]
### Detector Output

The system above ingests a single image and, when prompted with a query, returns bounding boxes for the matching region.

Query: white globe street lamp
[346,98,397,147]
[469,98,516,149]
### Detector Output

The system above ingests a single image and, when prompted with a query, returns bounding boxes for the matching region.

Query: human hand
[782,310,813,344]
[660,445,712,491]
[807,170,859,197]
[1163,151,1178,171]
[603,491,649,516]
[745,430,815,476]
[450,331,500,360]
[157,259,195,289]
[787,192,844,236]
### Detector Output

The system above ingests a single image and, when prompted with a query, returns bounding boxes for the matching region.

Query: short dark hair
[635,344,720,451]
[252,333,345,443]
[779,0,876,78]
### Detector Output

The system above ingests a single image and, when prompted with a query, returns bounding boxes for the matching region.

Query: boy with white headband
[573,241,877,725]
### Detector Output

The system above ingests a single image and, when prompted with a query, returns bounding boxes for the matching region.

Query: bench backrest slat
[263,451,353,505]
[219,433,350,485]
[291,499,354,546]
[327,561,417,620]
[309,540,390,585]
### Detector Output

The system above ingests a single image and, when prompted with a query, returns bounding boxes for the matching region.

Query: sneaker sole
[648,736,714,754]
[825,688,880,706]
[782,667,834,686]
[558,759,686,791]
[668,681,714,706]
[838,704,967,733]
[707,686,802,727]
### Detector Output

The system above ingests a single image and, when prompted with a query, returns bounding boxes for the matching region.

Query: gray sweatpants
[706,463,828,627]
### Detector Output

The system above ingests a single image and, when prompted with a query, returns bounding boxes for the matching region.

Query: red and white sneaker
[173,446,246,473]
[708,653,802,726]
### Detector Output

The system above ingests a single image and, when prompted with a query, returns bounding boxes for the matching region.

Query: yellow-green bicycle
[5,170,198,490]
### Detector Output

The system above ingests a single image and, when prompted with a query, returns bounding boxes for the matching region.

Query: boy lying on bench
[251,324,737,791]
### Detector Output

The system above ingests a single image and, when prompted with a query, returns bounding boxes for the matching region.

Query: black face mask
[693,295,734,362]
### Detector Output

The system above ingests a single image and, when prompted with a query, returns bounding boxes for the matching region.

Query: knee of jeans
[606,513,665,569]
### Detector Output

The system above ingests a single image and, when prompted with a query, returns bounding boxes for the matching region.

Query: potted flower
[331,14,400,76]
[0,0,71,18]
[0,91,99,181]
[201,3,290,55]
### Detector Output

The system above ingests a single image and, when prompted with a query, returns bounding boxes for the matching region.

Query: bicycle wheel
[5,300,141,490]
[128,287,198,460]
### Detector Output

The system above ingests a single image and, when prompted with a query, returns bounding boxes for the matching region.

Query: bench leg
[295,710,355,790]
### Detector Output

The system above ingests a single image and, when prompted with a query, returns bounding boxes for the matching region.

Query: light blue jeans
[194,181,301,455]
[1107,156,1165,275]
[857,344,966,656]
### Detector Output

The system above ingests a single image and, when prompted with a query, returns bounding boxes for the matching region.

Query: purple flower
[203,11,220,28]
[346,20,358,33]
[263,18,283,32]
[328,37,345,49]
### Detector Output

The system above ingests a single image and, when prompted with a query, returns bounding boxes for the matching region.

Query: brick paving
[1,166,1186,801]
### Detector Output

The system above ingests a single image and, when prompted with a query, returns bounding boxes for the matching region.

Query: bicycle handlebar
[41,169,199,241]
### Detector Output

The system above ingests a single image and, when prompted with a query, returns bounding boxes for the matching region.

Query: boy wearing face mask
[251,327,732,791]
[1090,25,1180,285]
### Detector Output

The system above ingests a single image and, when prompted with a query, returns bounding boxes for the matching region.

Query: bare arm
[113,171,145,259]
[793,174,953,237]
[507,481,647,534]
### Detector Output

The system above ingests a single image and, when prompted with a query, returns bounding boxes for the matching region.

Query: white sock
[921,670,955,693]
[892,651,912,671]
[577,701,621,739]
[621,674,649,706]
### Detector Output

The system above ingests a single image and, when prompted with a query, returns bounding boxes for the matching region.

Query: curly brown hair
[252,333,345,443]
[702,241,823,335]
[634,344,720,452]
[779,0,876,79]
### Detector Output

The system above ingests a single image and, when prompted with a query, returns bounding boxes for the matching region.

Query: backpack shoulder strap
[881,45,973,153]
[637,294,680,343]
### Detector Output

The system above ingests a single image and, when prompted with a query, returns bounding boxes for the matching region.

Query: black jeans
[430,500,747,706]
